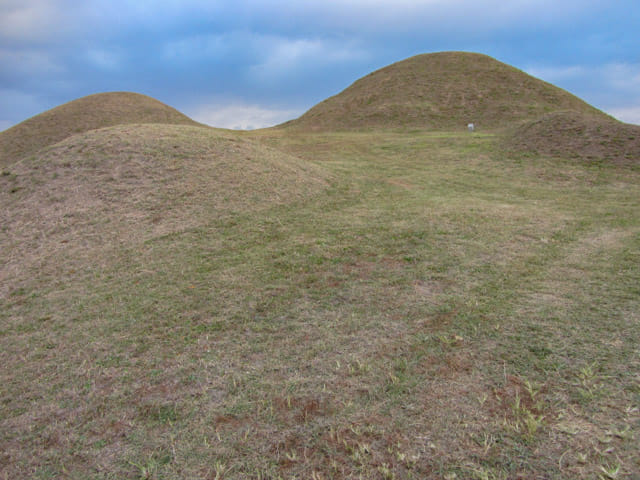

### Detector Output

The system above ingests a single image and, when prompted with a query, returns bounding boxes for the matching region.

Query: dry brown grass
[0,92,202,167]
[283,52,605,132]
[504,110,640,166]
[0,123,328,298]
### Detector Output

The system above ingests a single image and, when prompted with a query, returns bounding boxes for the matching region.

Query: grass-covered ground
[1,128,639,479]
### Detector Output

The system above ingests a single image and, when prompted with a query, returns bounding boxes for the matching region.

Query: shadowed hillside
[0,92,202,167]
[283,52,604,131]
[505,110,640,166]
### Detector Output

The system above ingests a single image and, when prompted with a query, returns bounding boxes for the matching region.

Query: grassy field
[1,127,639,479]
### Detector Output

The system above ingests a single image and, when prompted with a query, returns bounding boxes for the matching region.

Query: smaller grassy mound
[0,92,201,167]
[505,111,640,166]
[0,124,327,296]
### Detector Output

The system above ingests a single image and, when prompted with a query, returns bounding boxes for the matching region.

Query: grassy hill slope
[284,51,605,131]
[505,110,640,165]
[0,92,202,167]
[0,124,327,298]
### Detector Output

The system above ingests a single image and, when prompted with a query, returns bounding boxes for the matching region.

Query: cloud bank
[189,103,302,130]
[1,0,639,129]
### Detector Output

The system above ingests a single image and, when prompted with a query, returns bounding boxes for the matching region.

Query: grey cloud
[1,0,639,128]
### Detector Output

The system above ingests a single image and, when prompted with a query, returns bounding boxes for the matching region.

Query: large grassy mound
[505,110,640,165]
[0,92,202,167]
[283,52,604,131]
[0,124,327,296]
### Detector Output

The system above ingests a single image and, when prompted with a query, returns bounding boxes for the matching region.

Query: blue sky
[1,0,639,130]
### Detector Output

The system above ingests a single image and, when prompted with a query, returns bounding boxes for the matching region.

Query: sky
[1,0,639,131]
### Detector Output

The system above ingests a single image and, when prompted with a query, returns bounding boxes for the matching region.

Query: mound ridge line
[2,52,637,168]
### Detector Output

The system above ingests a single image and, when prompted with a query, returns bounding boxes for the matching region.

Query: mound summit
[0,92,201,166]
[284,52,605,131]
